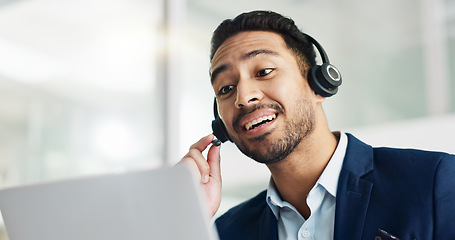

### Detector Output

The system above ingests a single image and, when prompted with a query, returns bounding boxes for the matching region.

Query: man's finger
[189,134,214,152]
[207,144,221,182]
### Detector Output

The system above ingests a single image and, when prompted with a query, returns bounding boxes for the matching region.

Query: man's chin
[235,141,286,165]
[234,130,303,165]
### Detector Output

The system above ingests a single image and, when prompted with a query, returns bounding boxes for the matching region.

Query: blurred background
[0,0,454,238]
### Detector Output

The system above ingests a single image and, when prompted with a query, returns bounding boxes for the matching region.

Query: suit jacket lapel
[334,134,374,240]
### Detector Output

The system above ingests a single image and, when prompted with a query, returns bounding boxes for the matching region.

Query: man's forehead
[210,31,287,72]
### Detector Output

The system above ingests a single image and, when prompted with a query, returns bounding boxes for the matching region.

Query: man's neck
[266,130,340,219]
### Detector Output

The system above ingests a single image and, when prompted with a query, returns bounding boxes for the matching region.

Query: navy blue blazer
[215,133,455,240]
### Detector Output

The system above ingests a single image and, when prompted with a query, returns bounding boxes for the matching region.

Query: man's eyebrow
[210,49,279,84]
[210,64,229,84]
[242,49,279,60]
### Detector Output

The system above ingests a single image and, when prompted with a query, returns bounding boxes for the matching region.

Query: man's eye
[218,85,234,95]
[256,68,274,77]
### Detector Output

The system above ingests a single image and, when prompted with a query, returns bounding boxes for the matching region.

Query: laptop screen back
[0,166,219,240]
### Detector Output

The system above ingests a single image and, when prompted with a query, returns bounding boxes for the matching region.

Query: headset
[211,33,342,144]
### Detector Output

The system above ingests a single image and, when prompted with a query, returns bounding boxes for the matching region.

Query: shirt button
[301,229,311,238]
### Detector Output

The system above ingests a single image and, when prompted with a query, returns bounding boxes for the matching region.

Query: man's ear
[304,74,326,104]
[314,93,326,104]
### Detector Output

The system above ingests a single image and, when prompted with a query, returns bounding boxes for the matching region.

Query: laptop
[0,165,219,240]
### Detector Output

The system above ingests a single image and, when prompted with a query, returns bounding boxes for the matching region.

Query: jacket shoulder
[215,190,267,227]
[373,146,454,159]
[215,190,270,239]
[372,146,455,170]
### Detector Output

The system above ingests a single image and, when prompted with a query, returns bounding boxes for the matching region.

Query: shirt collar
[266,178,282,218]
[318,131,348,197]
[266,132,348,217]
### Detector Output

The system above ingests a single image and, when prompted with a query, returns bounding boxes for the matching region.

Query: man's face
[210,31,319,164]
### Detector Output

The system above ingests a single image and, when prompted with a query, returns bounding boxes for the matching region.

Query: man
[179,10,455,240]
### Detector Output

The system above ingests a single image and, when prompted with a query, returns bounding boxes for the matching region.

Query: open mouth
[245,114,276,131]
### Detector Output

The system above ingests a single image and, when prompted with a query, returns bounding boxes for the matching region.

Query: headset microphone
[211,33,341,143]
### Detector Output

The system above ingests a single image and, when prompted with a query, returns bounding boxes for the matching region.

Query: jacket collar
[334,133,374,240]
[341,133,374,176]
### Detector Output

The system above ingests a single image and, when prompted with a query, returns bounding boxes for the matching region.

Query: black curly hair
[210,10,316,76]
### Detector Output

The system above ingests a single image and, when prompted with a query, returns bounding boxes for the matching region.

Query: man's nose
[234,80,264,109]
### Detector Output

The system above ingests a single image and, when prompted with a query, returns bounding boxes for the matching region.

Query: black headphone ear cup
[211,98,231,143]
[212,117,230,143]
[308,63,342,97]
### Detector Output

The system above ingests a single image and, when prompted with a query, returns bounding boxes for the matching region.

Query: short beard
[234,99,315,165]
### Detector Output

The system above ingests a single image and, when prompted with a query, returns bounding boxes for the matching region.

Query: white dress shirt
[266,132,348,240]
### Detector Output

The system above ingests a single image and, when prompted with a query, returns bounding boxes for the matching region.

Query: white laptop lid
[0,166,219,240]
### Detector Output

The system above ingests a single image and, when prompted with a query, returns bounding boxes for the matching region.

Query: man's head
[209,11,328,165]
[210,10,316,78]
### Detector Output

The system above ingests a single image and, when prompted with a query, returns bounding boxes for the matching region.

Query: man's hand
[178,134,222,217]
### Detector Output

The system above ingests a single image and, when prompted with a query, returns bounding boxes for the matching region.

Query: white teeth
[245,114,276,131]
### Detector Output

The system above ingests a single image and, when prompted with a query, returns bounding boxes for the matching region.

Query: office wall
[0,0,166,186]
[0,1,168,238]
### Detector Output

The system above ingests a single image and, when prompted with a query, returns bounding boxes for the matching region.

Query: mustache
[233,103,284,130]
